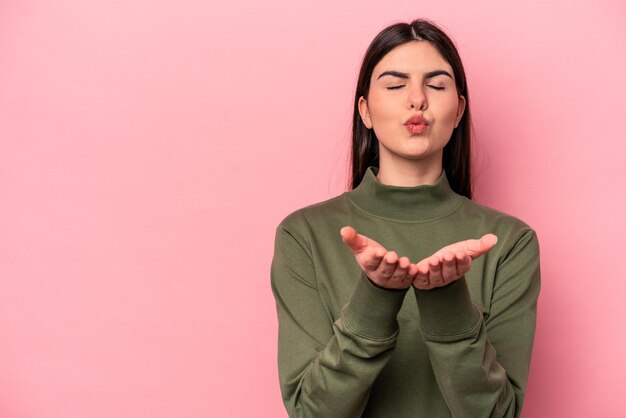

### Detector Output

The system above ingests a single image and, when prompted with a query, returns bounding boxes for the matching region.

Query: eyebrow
[377,69,453,80]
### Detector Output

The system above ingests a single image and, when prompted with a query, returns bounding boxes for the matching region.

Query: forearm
[276,270,408,418]
[414,277,528,418]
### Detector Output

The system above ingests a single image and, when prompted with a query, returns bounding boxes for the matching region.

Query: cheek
[435,97,460,126]
[368,92,396,123]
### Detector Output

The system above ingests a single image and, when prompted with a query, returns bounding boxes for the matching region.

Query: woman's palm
[340,226,497,290]
[340,226,417,289]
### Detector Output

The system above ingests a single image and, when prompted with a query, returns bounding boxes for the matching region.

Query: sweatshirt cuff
[342,271,408,340]
[413,276,481,339]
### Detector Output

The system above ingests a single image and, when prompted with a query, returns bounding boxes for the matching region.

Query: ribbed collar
[347,166,464,222]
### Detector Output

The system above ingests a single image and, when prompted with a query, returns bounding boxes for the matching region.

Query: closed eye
[386,85,445,91]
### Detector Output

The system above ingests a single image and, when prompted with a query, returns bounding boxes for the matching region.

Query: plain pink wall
[1,0,624,417]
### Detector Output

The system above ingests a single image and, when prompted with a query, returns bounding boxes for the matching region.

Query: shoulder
[465,199,537,239]
[462,198,534,232]
[273,192,350,245]
[276,193,349,232]
[461,199,539,257]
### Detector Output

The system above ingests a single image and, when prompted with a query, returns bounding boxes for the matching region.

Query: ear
[455,95,466,128]
[358,96,373,129]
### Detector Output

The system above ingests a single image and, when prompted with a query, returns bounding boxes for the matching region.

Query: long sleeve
[413,228,541,418]
[270,224,408,418]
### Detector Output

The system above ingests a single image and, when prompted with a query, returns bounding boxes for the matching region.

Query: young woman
[270,18,540,418]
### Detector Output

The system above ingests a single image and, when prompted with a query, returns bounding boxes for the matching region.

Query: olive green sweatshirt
[270,166,541,418]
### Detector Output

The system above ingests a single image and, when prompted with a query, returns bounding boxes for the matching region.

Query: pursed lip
[404,115,429,126]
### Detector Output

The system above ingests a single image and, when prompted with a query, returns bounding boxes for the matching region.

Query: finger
[416,250,441,268]
[391,256,410,279]
[455,251,471,275]
[427,255,443,286]
[463,233,498,259]
[363,247,386,271]
[412,263,430,289]
[390,256,412,287]
[414,258,431,278]
[479,233,498,252]
[339,226,371,253]
[441,251,457,281]
[375,250,398,279]
[428,255,441,271]
[434,233,498,260]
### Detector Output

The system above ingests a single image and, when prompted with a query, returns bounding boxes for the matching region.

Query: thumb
[467,233,498,258]
[340,226,367,253]
[480,233,498,250]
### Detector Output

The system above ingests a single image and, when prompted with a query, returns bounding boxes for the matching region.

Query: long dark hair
[349,18,474,199]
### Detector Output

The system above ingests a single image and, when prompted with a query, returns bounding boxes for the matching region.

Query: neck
[376,150,443,187]
[347,165,464,222]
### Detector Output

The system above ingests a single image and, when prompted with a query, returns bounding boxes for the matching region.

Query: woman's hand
[412,234,498,290]
[340,226,418,290]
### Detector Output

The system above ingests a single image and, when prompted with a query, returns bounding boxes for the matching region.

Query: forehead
[373,41,452,77]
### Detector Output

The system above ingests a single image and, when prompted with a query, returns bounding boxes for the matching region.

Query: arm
[270,224,408,418]
[413,228,541,418]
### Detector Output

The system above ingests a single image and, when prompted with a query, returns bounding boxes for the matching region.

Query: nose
[408,85,428,111]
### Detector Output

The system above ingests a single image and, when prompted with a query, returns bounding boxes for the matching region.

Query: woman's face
[358,41,466,166]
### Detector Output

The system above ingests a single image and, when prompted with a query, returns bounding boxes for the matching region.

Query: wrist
[365,273,412,291]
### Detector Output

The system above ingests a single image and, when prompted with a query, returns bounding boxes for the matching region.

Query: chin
[402,142,430,154]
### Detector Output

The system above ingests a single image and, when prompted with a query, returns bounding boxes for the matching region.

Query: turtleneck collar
[347,166,465,222]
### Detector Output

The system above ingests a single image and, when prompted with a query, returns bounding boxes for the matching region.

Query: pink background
[1,1,624,417]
